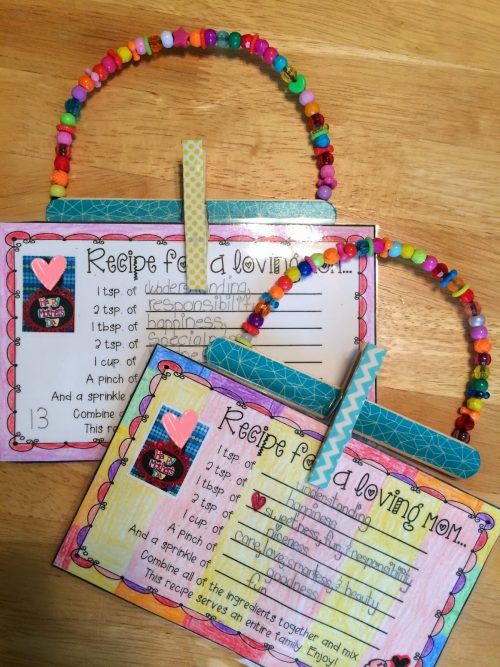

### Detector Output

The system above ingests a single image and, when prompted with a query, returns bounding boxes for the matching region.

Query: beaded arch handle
[49,27,492,445]
[50,28,335,201]
[237,240,492,446]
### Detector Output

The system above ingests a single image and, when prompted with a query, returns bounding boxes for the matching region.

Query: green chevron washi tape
[309,344,387,488]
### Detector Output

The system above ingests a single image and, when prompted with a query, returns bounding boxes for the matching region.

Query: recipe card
[0,221,375,461]
[54,344,498,667]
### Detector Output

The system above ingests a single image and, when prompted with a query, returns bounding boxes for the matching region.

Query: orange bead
[474,338,492,353]
[380,237,393,259]
[78,74,94,92]
[459,406,481,421]
[51,170,69,186]
[254,301,271,317]
[269,285,284,300]
[323,247,339,264]
[190,30,201,47]
[304,102,320,117]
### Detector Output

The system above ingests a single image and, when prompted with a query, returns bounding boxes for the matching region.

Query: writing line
[213,569,380,651]
[228,538,396,619]
[237,521,404,603]
[255,490,418,570]
[145,309,322,313]
[261,472,428,555]
[145,292,323,296]
[145,327,323,330]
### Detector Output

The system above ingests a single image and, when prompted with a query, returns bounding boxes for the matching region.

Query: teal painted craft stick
[309,344,387,488]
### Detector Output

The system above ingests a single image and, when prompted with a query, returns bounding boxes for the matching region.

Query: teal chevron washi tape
[308,344,387,488]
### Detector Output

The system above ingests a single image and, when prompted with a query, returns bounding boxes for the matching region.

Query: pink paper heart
[31,256,67,291]
[161,410,198,449]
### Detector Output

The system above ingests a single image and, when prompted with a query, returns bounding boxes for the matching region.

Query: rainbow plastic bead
[286,266,301,282]
[273,54,287,71]
[388,242,402,257]
[400,243,414,259]
[161,31,174,48]
[117,46,132,63]
[50,184,66,198]
[411,249,427,264]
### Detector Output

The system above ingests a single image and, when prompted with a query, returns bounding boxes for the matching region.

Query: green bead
[50,184,66,198]
[228,32,241,48]
[470,378,488,391]
[60,112,76,126]
[411,248,427,264]
[144,35,152,56]
[311,253,324,268]
[288,73,306,94]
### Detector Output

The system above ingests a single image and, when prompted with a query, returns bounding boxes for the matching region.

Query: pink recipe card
[54,344,498,667]
[0,222,375,461]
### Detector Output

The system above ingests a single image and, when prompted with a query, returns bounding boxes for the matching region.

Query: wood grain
[0,1,499,665]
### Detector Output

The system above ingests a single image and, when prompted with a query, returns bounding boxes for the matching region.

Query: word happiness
[218,406,468,546]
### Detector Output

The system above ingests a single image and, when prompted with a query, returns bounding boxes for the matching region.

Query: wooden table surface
[0,1,498,665]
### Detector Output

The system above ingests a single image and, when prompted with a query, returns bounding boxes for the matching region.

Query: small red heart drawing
[161,409,198,449]
[251,491,267,511]
[31,256,67,291]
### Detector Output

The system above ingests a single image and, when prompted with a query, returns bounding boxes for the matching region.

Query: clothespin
[308,343,387,488]
[182,139,208,291]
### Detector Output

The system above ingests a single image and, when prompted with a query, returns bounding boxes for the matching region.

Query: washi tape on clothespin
[309,344,387,488]
[182,139,208,290]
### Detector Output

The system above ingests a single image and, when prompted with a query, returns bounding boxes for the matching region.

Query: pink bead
[71,85,87,102]
[299,89,315,106]
[57,131,73,145]
[471,326,488,340]
[320,165,335,179]
[135,37,146,55]
[330,179,338,189]
[373,238,385,254]
[101,55,116,73]
[422,255,438,272]
[254,38,269,56]
[86,68,101,88]
[263,47,278,64]
[336,242,347,260]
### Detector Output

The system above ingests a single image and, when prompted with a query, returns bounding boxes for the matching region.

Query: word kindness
[86,247,338,280]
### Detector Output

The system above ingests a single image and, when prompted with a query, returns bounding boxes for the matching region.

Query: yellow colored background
[0,1,498,665]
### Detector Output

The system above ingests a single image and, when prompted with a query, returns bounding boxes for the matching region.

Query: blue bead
[216,30,229,47]
[273,55,287,72]
[261,292,271,303]
[314,134,330,148]
[298,261,312,277]
[440,269,458,287]
[356,239,370,256]
[388,242,402,257]
[64,98,81,118]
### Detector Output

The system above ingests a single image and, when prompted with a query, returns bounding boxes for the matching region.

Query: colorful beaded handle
[237,239,492,446]
[50,28,492,446]
[50,28,335,201]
